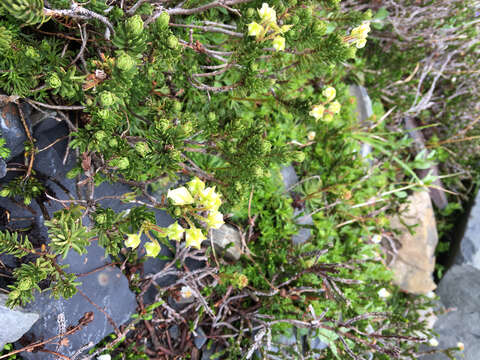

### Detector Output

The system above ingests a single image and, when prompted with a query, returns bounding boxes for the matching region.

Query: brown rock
[388,191,438,294]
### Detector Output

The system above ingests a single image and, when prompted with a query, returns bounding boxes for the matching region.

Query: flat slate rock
[21,267,137,360]
[0,102,29,160]
[0,294,39,350]
[454,191,480,269]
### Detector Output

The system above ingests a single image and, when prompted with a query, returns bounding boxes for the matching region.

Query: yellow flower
[165,222,185,241]
[248,22,264,38]
[125,233,141,249]
[309,104,325,120]
[258,3,276,24]
[457,342,464,351]
[167,186,194,205]
[280,24,293,34]
[145,241,161,257]
[199,186,222,210]
[355,38,367,49]
[185,227,206,249]
[328,100,341,114]
[187,177,205,195]
[272,36,285,51]
[206,211,224,229]
[428,338,439,347]
[322,86,336,102]
[307,131,316,141]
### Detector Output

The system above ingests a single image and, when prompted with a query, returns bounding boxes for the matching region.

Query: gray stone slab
[21,267,137,360]
[0,294,39,349]
[454,192,480,269]
[0,102,29,160]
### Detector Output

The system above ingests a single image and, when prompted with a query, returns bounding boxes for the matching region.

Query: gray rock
[168,325,180,341]
[437,265,480,313]
[0,158,6,179]
[454,192,480,269]
[31,111,59,134]
[420,310,479,360]
[280,165,298,190]
[349,85,372,159]
[292,208,313,245]
[21,267,137,360]
[33,123,69,178]
[0,294,39,349]
[209,224,243,261]
[0,102,28,160]
[194,327,207,349]
[418,265,480,360]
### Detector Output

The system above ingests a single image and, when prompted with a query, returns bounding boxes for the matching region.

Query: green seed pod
[126,15,144,36]
[116,53,135,71]
[18,277,33,291]
[167,35,179,49]
[173,207,182,217]
[99,91,115,107]
[246,8,255,18]
[47,73,62,89]
[156,12,170,29]
[135,141,150,156]
[95,130,107,142]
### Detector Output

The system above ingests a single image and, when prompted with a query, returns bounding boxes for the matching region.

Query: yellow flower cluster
[309,86,342,122]
[247,3,292,52]
[349,22,371,49]
[124,178,224,255]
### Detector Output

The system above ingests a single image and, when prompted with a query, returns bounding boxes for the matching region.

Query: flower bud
[116,53,135,71]
[99,91,115,107]
[135,141,150,157]
[94,130,107,142]
[126,15,144,36]
[47,73,62,89]
[292,151,305,163]
[145,241,161,257]
[167,35,179,49]
[156,12,170,30]
[246,8,255,18]
[95,213,107,224]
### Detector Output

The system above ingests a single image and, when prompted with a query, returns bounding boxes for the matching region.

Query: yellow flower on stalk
[145,241,161,257]
[257,3,276,24]
[248,22,264,39]
[328,100,341,114]
[199,186,222,211]
[322,87,336,102]
[309,104,325,120]
[205,210,224,229]
[125,233,141,249]
[185,227,206,249]
[167,186,194,205]
[272,36,285,51]
[187,177,205,196]
[355,38,367,49]
[165,221,185,241]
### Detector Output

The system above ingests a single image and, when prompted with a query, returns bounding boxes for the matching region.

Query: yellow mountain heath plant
[247,2,292,51]
[310,86,342,122]
[124,178,224,255]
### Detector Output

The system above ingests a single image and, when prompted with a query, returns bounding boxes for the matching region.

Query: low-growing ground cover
[0,0,478,359]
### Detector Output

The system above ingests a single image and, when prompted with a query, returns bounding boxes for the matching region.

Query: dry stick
[44,5,114,40]
[16,102,35,179]
[37,349,71,360]
[0,312,94,360]
[26,99,85,111]
[37,135,69,153]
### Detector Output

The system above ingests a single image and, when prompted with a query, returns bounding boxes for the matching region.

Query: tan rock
[388,190,438,294]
